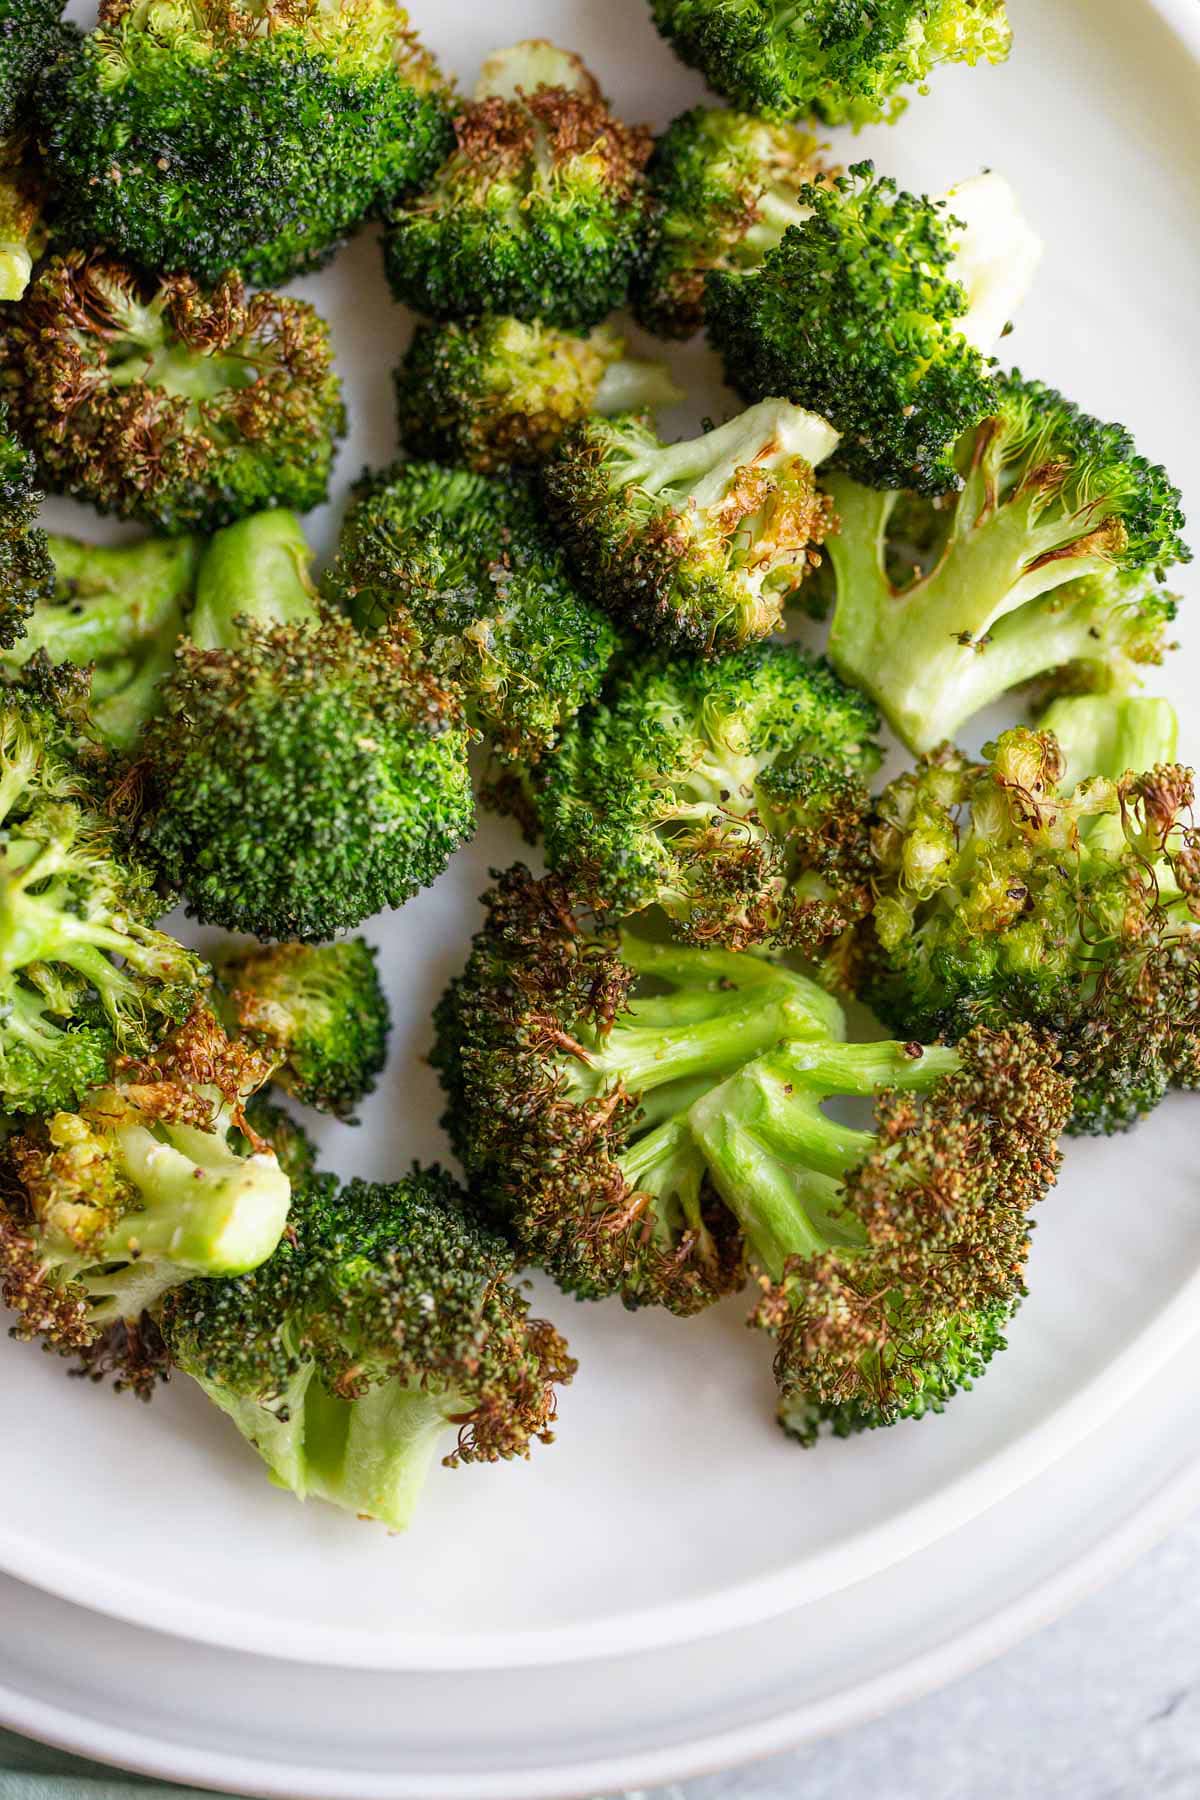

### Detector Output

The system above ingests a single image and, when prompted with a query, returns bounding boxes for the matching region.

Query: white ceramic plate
[2,0,1199,1677]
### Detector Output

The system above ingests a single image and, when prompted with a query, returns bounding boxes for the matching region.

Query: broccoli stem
[593,358,684,419]
[689,1039,960,1278]
[1040,694,1178,789]
[825,472,1126,752]
[28,536,197,669]
[625,400,840,504]
[188,510,319,652]
[742,187,815,258]
[942,174,1043,354]
[301,1378,454,1533]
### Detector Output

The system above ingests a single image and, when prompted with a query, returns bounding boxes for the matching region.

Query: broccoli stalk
[138,510,475,942]
[824,373,1191,751]
[161,1170,576,1531]
[0,1008,290,1389]
[0,152,44,302]
[3,534,199,749]
[433,865,844,1313]
[1,253,346,532]
[394,317,683,472]
[543,398,841,654]
[689,1026,1071,1438]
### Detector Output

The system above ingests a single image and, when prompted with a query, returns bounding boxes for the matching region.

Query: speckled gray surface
[5,1513,1200,1798]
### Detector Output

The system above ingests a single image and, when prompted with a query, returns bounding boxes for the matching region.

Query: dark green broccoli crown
[393,316,678,474]
[216,937,390,1119]
[0,253,346,533]
[0,679,209,1116]
[705,162,997,494]
[541,641,880,955]
[648,0,1010,127]
[235,1093,319,1187]
[986,372,1192,577]
[0,404,53,650]
[381,41,653,327]
[161,1168,575,1465]
[865,723,1200,1133]
[37,0,453,287]
[633,105,830,339]
[0,0,71,136]
[432,863,850,1314]
[139,610,474,941]
[325,460,617,765]
[691,1024,1069,1433]
[542,401,839,655]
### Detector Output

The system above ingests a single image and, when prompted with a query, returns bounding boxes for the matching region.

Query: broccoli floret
[0,403,53,649]
[0,253,345,533]
[705,164,1041,493]
[689,1023,1069,1438]
[0,0,70,137]
[325,461,617,767]
[647,0,1011,128]
[865,705,1200,1134]
[633,106,832,339]
[0,679,208,1115]
[0,1007,290,1393]
[137,510,474,943]
[235,1093,319,1187]
[0,149,46,302]
[382,40,653,327]
[822,372,1191,751]
[432,864,844,1313]
[36,0,451,287]
[160,1168,575,1530]
[393,317,682,474]
[542,399,840,655]
[215,938,390,1120]
[540,643,880,956]
[3,534,198,750]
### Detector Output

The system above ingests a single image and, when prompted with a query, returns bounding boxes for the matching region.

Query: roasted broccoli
[0,678,208,1116]
[1,253,345,533]
[0,403,53,649]
[215,938,390,1120]
[37,0,452,287]
[432,864,844,1314]
[705,164,1041,493]
[382,40,653,327]
[0,0,70,138]
[3,534,199,750]
[542,399,840,655]
[160,1168,575,1530]
[540,643,880,955]
[0,149,45,302]
[822,372,1191,751]
[647,0,1011,128]
[137,510,474,942]
[325,461,617,767]
[633,106,832,339]
[865,703,1200,1134]
[0,1007,290,1393]
[689,1023,1070,1439]
[393,317,682,474]
[235,1093,319,1188]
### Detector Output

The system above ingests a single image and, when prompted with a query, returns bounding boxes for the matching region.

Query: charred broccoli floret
[0,679,208,1115]
[823,373,1191,751]
[689,1023,1069,1439]
[215,938,390,1120]
[1,253,345,533]
[37,0,451,287]
[160,1168,575,1531]
[382,40,653,327]
[0,1007,290,1392]
[0,0,70,137]
[542,399,840,655]
[540,643,880,955]
[0,403,53,649]
[3,534,198,750]
[633,106,832,339]
[705,164,1041,493]
[432,864,844,1314]
[647,0,1011,128]
[137,510,475,942]
[865,704,1200,1134]
[325,461,617,767]
[393,317,682,474]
